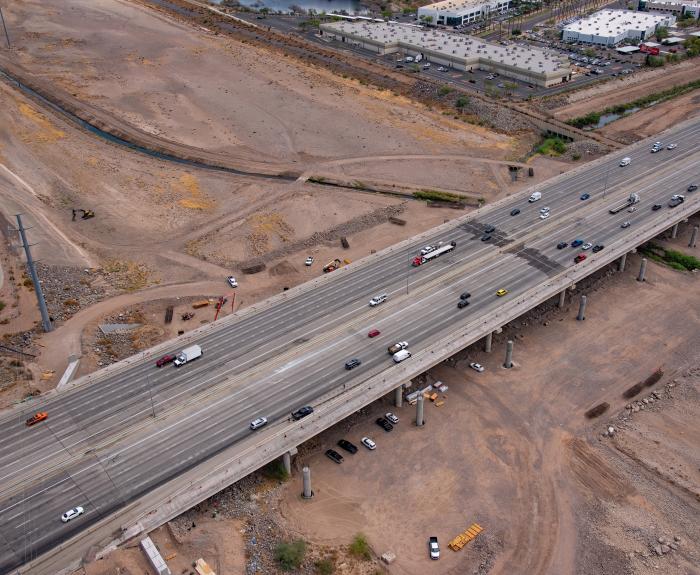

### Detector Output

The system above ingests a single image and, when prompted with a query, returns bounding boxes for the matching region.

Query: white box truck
[173,344,202,366]
[528,191,541,203]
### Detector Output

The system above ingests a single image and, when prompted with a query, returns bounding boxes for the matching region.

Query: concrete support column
[484,332,493,353]
[557,290,566,309]
[637,258,647,282]
[617,252,627,272]
[690,225,699,248]
[577,295,587,321]
[282,452,292,477]
[504,340,514,369]
[302,466,313,499]
[394,385,403,408]
[671,223,679,239]
[416,394,425,427]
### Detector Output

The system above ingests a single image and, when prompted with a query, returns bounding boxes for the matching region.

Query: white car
[361,437,376,450]
[422,63,431,69]
[305,256,314,266]
[61,507,84,523]
[420,245,434,256]
[582,242,592,250]
[539,212,550,220]
[539,206,550,214]
[619,157,631,167]
[437,66,446,71]
[227,276,238,288]
[385,412,399,424]
[667,143,677,150]
[621,221,631,229]
[627,206,637,213]
[469,362,485,372]
[249,417,267,430]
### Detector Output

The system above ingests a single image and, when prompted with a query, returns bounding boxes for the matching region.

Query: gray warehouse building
[319,21,571,87]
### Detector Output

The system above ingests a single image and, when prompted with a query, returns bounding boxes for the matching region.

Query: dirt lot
[549,60,700,121]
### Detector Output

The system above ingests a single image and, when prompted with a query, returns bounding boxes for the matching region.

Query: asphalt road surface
[0,121,699,572]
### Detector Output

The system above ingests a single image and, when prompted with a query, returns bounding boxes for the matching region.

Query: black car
[592,244,604,253]
[481,234,492,242]
[510,208,521,216]
[291,406,314,421]
[345,358,361,370]
[652,204,662,211]
[457,299,469,309]
[325,449,344,464]
[688,184,698,192]
[460,292,471,300]
[337,439,358,454]
[376,417,394,432]
[484,225,496,233]
[557,242,568,249]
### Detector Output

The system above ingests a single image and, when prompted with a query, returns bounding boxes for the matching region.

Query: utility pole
[15,215,52,332]
[0,7,10,50]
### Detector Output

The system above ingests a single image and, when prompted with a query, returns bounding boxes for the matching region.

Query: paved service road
[1,120,699,572]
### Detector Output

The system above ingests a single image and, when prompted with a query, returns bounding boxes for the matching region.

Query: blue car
[580,193,590,200]
[571,239,584,248]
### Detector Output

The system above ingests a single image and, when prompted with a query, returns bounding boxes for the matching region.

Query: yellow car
[496,289,508,297]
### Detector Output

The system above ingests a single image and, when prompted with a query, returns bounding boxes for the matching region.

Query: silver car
[249,417,268,430]
[61,506,84,523]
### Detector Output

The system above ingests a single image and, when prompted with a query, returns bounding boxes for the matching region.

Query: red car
[574,253,587,263]
[26,412,48,426]
[156,354,176,367]
[368,329,381,338]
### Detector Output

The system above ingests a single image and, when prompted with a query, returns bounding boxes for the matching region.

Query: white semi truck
[173,344,202,367]
[608,193,640,214]
[411,241,456,266]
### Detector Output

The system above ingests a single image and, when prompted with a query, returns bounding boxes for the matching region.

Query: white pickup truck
[173,344,202,367]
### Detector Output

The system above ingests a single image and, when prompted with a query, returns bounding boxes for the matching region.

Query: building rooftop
[322,21,569,74]
[564,9,671,37]
[419,0,494,13]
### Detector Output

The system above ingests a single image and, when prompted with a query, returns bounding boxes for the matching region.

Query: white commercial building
[319,21,571,87]
[562,9,676,45]
[417,0,511,26]
[639,0,700,19]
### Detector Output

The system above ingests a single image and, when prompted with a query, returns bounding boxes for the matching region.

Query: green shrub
[455,95,469,108]
[536,137,567,156]
[315,558,335,574]
[639,243,700,271]
[0,300,5,312]
[275,539,306,571]
[438,85,452,96]
[572,153,581,161]
[349,533,372,560]
[414,189,463,203]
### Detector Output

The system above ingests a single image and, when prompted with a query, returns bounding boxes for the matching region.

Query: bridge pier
[617,253,627,272]
[394,385,403,408]
[282,452,292,477]
[416,394,425,427]
[302,466,313,499]
[671,223,679,239]
[690,225,698,248]
[637,258,647,282]
[504,340,514,369]
[484,332,493,353]
[557,290,566,309]
[577,295,587,321]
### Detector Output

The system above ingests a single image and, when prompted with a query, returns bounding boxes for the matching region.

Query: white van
[528,191,542,203]
[393,349,412,363]
[369,293,388,307]
[619,157,631,167]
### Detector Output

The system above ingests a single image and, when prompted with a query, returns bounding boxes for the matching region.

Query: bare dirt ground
[548,60,700,121]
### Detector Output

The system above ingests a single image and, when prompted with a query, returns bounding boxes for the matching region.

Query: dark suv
[376,417,394,432]
[337,439,358,454]
[457,299,469,309]
[345,358,362,370]
[325,449,344,464]
[291,406,314,421]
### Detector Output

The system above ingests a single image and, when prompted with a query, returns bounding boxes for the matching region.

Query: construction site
[0,1,698,574]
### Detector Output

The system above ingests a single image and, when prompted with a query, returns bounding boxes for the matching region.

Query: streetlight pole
[0,7,10,50]
[146,374,156,418]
